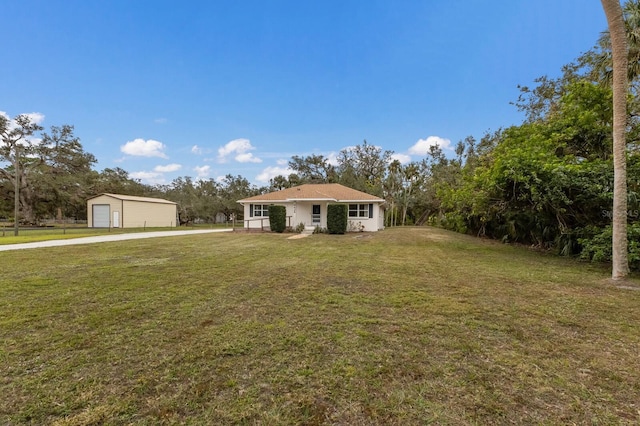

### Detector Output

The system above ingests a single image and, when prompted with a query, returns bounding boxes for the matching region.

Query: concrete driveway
[0,229,234,252]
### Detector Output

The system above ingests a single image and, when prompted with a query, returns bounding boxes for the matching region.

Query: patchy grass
[1,227,639,425]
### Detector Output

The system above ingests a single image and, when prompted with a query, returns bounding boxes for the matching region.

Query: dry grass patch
[1,227,639,424]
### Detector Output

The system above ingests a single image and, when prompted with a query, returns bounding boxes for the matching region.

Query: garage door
[92,204,110,228]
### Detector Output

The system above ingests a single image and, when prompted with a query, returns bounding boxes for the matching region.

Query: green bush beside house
[327,204,347,234]
[268,205,286,233]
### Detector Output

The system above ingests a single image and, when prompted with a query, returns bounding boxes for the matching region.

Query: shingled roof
[238,183,384,203]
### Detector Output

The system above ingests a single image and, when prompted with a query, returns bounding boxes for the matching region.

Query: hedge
[327,204,347,234]
[268,205,286,233]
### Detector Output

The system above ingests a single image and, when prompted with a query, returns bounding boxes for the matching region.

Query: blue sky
[1,0,607,186]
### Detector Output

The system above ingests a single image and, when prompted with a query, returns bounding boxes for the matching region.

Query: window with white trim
[251,204,270,217]
[348,204,370,218]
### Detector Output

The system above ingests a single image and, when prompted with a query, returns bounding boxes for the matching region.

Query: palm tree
[587,1,640,87]
[385,159,402,227]
[601,0,630,279]
[623,0,640,82]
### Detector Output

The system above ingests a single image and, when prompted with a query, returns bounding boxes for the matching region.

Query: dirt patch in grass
[599,277,640,291]
[287,233,310,240]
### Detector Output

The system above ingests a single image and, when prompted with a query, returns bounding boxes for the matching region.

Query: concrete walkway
[0,229,234,252]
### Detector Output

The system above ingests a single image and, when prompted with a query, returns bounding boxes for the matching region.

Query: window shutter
[369,204,373,218]
[249,204,254,217]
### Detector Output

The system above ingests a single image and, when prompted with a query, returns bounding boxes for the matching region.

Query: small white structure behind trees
[87,193,178,228]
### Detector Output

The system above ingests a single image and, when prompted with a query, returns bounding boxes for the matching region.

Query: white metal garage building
[87,193,178,228]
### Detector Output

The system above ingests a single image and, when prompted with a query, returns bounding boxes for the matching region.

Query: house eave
[238,199,288,204]
[239,198,383,204]
[287,197,336,202]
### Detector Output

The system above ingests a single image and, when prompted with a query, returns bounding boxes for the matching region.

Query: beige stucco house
[87,193,178,228]
[238,183,385,232]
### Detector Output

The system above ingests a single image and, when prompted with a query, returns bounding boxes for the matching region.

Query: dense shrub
[578,223,640,271]
[327,204,347,234]
[268,205,286,233]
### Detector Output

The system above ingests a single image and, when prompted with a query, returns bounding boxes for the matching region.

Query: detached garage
[87,193,178,228]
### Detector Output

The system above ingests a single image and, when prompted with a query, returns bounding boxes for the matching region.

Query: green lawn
[1,227,639,425]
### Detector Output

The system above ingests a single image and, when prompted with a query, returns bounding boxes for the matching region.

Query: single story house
[87,193,178,228]
[238,183,385,232]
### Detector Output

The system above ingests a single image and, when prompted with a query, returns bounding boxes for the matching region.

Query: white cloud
[1,111,45,126]
[218,138,253,157]
[408,136,452,156]
[256,165,294,183]
[326,151,339,166]
[192,145,214,157]
[154,163,182,173]
[194,165,210,178]
[28,112,45,125]
[391,153,412,164]
[130,171,166,184]
[217,138,261,163]
[154,118,168,124]
[235,152,262,163]
[130,171,161,180]
[0,111,44,130]
[121,138,168,158]
[6,111,46,126]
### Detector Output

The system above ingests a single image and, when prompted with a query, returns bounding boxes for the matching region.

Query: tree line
[1,1,638,270]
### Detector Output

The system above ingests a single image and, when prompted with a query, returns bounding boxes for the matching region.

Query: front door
[112,211,120,228]
[312,204,321,224]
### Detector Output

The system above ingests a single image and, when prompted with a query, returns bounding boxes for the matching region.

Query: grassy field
[1,227,639,425]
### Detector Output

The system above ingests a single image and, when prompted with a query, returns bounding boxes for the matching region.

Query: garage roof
[88,193,177,204]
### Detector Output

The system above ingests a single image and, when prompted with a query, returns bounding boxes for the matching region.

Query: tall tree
[601,0,630,279]
[585,1,640,87]
[0,113,43,234]
[1,119,99,224]
[268,174,297,191]
[89,167,148,196]
[384,159,402,226]
[163,176,199,225]
[288,154,336,183]
[398,163,423,226]
[218,174,258,220]
[194,178,223,223]
[336,140,392,196]
[35,125,97,219]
